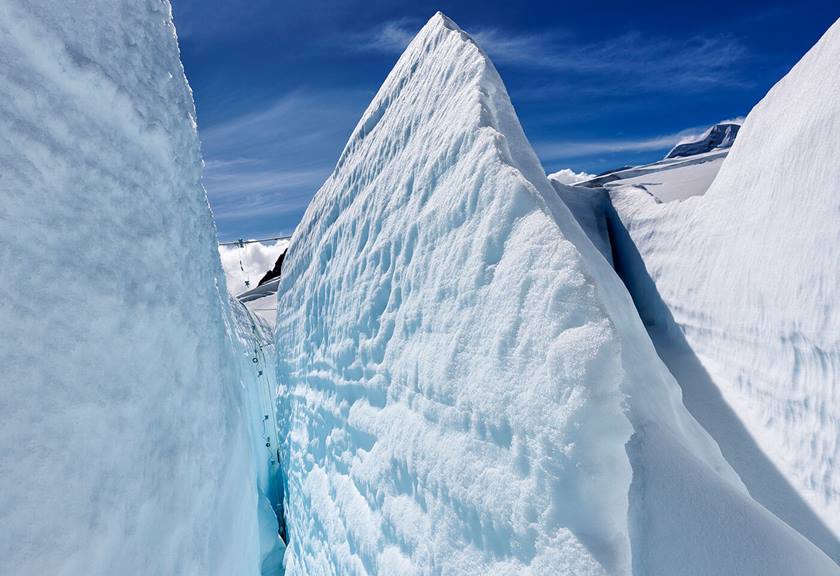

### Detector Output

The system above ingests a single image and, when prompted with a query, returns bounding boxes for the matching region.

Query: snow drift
[274,13,836,574]
[611,18,840,562]
[0,2,280,574]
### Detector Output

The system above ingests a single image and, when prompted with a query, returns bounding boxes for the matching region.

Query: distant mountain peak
[666,121,741,159]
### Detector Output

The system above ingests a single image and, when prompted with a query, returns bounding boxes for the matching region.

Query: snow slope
[611,18,840,562]
[275,12,837,575]
[573,148,729,202]
[0,2,279,574]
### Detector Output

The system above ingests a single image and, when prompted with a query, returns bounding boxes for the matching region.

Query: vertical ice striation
[611,18,840,561]
[275,12,837,575]
[0,1,276,574]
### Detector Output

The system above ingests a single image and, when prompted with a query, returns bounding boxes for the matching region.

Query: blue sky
[171,0,838,242]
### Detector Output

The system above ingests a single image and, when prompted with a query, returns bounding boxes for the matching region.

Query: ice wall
[0,1,273,574]
[274,13,836,575]
[611,18,840,561]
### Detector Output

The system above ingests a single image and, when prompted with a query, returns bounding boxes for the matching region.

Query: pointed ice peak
[333,10,550,198]
[428,10,458,30]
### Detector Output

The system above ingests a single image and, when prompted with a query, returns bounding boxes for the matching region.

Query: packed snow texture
[274,13,836,574]
[219,238,290,295]
[0,2,278,574]
[611,18,840,562]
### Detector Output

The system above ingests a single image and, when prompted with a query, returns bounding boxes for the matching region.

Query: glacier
[1,1,838,573]
[0,1,281,574]
[274,13,837,575]
[609,17,840,562]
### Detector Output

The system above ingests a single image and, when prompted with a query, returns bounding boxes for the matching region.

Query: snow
[610,17,840,563]
[229,298,287,575]
[274,12,837,574]
[0,2,280,574]
[573,148,729,202]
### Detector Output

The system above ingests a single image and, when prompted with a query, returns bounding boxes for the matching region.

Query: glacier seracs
[610,17,840,563]
[274,13,837,575]
[0,1,280,574]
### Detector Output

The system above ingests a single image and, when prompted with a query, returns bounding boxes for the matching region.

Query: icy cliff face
[612,18,840,562]
[0,2,273,574]
[275,12,836,575]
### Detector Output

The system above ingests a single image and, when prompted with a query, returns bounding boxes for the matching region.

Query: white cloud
[218,239,289,295]
[547,168,595,185]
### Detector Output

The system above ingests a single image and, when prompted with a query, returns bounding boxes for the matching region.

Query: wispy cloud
[353,20,750,94]
[349,17,420,53]
[203,162,325,198]
[534,125,713,161]
[198,88,371,237]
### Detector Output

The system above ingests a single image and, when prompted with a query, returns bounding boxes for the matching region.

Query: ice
[0,1,279,574]
[229,298,287,574]
[274,12,836,574]
[610,17,840,563]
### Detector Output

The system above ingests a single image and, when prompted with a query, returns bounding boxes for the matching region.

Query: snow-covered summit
[275,12,836,575]
[666,121,741,158]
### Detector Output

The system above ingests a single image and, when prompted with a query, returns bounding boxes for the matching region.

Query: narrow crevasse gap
[230,298,288,575]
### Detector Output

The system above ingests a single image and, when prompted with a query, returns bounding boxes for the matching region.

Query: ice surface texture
[0,2,274,574]
[275,13,836,575]
[611,18,840,562]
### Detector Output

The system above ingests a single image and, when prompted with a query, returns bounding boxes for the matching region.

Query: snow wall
[275,13,837,575]
[611,18,840,562]
[0,1,281,574]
